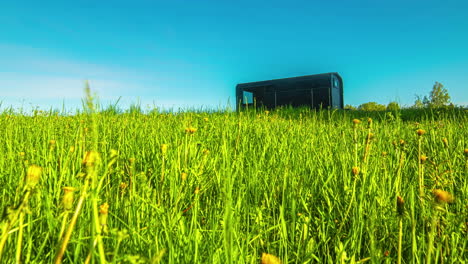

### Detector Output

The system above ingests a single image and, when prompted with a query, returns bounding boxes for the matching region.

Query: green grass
[0,100,467,263]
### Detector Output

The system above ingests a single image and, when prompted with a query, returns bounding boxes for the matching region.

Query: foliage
[429,82,451,107]
[0,104,467,263]
[386,101,400,111]
[414,82,451,108]
[358,101,386,111]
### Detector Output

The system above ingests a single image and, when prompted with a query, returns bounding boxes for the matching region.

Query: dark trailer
[236,72,343,110]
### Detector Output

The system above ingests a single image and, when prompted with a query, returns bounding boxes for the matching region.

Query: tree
[429,82,451,107]
[387,101,400,111]
[358,102,386,111]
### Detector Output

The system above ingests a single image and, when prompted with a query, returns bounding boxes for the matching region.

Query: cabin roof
[236,72,342,90]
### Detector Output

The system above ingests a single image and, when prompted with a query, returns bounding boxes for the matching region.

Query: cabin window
[243,91,253,104]
[333,78,339,88]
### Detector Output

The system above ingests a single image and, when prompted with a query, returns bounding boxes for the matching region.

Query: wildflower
[442,137,448,148]
[352,119,361,125]
[399,139,405,146]
[264,111,270,115]
[202,149,210,156]
[119,182,128,196]
[367,132,374,141]
[382,151,388,157]
[62,187,76,211]
[352,166,360,176]
[25,165,42,189]
[416,129,426,136]
[19,151,25,157]
[464,149,468,158]
[181,172,188,181]
[161,144,168,155]
[185,127,197,134]
[261,253,282,264]
[69,146,75,153]
[203,117,209,122]
[128,157,136,164]
[194,187,200,195]
[420,155,427,163]
[82,151,100,168]
[433,189,453,203]
[49,139,56,150]
[109,149,118,158]
[99,202,109,234]
[396,196,405,216]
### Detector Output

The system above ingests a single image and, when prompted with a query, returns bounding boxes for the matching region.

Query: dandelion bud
[396,196,405,216]
[352,119,361,125]
[261,253,282,264]
[352,166,360,176]
[194,186,200,195]
[464,149,468,158]
[19,152,25,157]
[25,165,42,189]
[161,144,168,155]
[416,129,426,136]
[99,203,109,234]
[382,151,388,157]
[203,117,209,122]
[433,189,453,203]
[62,187,76,211]
[419,155,427,163]
[442,138,448,148]
[69,146,75,153]
[399,139,405,146]
[367,132,374,141]
[181,172,188,181]
[367,118,372,128]
[264,111,270,115]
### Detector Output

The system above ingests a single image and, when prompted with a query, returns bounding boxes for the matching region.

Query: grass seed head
[397,196,405,216]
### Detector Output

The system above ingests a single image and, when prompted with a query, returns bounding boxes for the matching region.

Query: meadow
[0,94,467,263]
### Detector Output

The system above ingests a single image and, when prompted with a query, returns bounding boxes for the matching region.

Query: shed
[236,72,343,110]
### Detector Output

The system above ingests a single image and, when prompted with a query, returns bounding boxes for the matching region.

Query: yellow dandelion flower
[261,253,282,264]
[62,187,76,211]
[352,119,361,125]
[352,166,360,176]
[25,165,42,189]
[433,189,454,203]
[416,129,426,136]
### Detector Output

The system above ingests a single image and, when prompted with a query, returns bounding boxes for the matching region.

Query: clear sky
[1,0,467,112]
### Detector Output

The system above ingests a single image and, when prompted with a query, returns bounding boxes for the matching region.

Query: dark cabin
[236,72,343,110]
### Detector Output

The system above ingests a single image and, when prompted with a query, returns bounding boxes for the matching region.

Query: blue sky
[1,0,467,112]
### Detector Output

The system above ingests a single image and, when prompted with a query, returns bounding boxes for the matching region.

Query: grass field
[0,93,467,263]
